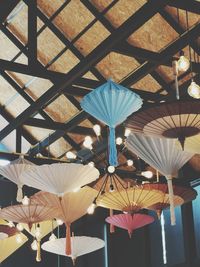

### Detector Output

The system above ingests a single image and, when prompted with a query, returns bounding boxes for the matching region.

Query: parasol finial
[178,136,185,150]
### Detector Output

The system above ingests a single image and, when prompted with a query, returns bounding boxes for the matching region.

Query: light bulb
[56,219,64,226]
[31,239,38,251]
[188,81,200,99]
[141,171,153,179]
[88,161,95,167]
[49,233,57,241]
[87,203,96,214]
[124,128,131,137]
[116,137,123,145]
[35,226,41,239]
[16,234,23,244]
[127,159,134,166]
[22,196,30,205]
[107,166,115,174]
[66,151,77,159]
[83,136,93,149]
[177,55,190,72]
[8,221,15,228]
[16,223,24,232]
[93,124,101,136]
[85,136,93,143]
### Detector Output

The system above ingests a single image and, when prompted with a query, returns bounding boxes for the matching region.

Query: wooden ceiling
[0,0,200,179]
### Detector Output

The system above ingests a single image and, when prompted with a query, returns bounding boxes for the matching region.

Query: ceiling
[0,1,200,266]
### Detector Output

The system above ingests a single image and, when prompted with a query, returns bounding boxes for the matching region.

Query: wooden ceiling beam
[0,0,20,24]
[167,0,200,15]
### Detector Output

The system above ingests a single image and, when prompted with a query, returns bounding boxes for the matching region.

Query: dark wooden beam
[0,0,20,24]
[0,0,168,142]
[167,0,200,15]
[27,0,37,65]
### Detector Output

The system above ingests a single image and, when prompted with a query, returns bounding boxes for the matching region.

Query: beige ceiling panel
[0,31,20,60]
[49,137,72,157]
[75,21,110,56]
[131,74,161,92]
[128,13,178,52]
[37,0,66,18]
[91,0,115,12]
[96,52,139,82]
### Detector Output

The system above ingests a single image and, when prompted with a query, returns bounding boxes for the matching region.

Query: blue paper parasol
[80,80,143,166]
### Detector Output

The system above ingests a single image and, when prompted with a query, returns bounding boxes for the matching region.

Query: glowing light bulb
[93,124,101,136]
[177,55,190,72]
[88,161,95,167]
[141,171,153,179]
[107,166,115,174]
[83,136,93,149]
[66,151,77,159]
[87,203,96,215]
[31,239,38,251]
[16,223,24,232]
[188,81,200,99]
[49,233,57,241]
[8,221,15,228]
[127,159,134,166]
[124,128,131,137]
[22,196,30,205]
[56,219,64,226]
[16,234,23,244]
[116,137,123,145]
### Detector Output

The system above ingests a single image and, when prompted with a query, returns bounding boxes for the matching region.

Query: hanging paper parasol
[106,213,154,237]
[126,100,200,149]
[96,185,163,213]
[31,186,97,256]
[80,79,143,166]
[126,133,193,225]
[42,236,105,265]
[0,156,34,202]
[143,183,197,217]
[0,232,8,240]
[21,163,99,196]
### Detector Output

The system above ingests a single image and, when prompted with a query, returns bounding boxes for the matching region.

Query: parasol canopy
[0,156,34,202]
[31,186,97,256]
[176,134,200,154]
[0,204,59,229]
[96,185,163,213]
[126,133,193,225]
[81,79,143,166]
[20,163,99,196]
[126,100,200,149]
[0,225,19,238]
[42,236,105,265]
[0,232,8,240]
[106,213,154,237]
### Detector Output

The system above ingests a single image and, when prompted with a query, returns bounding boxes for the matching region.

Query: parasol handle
[109,209,115,233]
[166,176,176,226]
[36,240,41,262]
[66,224,72,256]
[16,185,23,203]
[172,61,180,100]
[109,127,118,166]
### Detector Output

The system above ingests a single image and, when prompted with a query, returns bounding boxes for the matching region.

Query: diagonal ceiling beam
[0,0,168,142]
[167,0,200,15]
[0,0,20,24]
[121,22,200,87]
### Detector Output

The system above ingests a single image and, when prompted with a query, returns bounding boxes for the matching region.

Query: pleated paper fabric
[20,163,99,196]
[42,236,105,264]
[126,133,194,225]
[80,80,143,166]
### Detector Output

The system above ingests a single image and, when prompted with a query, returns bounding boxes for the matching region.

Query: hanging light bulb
[116,137,123,145]
[87,203,96,215]
[93,124,101,137]
[83,136,93,149]
[49,233,57,241]
[177,51,190,72]
[107,166,115,174]
[16,234,23,244]
[22,196,30,205]
[31,239,38,251]
[66,151,77,159]
[124,128,131,137]
[8,221,15,228]
[56,219,64,226]
[187,80,200,99]
[88,161,95,167]
[16,223,24,232]
[35,225,41,240]
[127,159,134,166]
[141,171,153,179]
